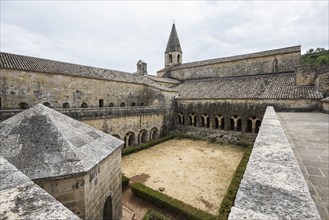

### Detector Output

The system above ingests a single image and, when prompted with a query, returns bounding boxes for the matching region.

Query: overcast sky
[1,1,328,75]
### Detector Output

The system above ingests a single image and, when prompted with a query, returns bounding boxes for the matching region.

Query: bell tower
[165,23,182,67]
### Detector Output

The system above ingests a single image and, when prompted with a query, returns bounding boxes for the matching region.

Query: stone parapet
[0,106,166,121]
[228,106,320,219]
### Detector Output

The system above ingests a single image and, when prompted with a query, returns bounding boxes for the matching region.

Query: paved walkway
[278,113,329,220]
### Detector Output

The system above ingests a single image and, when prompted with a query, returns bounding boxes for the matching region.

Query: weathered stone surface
[229,107,320,220]
[0,156,80,220]
[0,104,124,180]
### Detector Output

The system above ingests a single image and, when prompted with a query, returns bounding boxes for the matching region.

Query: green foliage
[143,209,171,220]
[122,174,130,188]
[300,48,329,65]
[131,182,217,220]
[122,134,181,156]
[218,143,253,219]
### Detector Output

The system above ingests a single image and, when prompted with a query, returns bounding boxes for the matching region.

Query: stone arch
[124,132,136,148]
[81,102,88,108]
[150,127,158,140]
[120,102,125,107]
[42,102,51,107]
[19,102,29,109]
[109,102,114,107]
[177,54,181,63]
[140,102,144,106]
[246,119,253,133]
[62,102,70,108]
[214,115,224,129]
[160,126,167,137]
[256,120,262,133]
[138,130,148,144]
[177,112,184,125]
[237,119,242,131]
[201,114,209,128]
[103,196,113,220]
[169,54,173,63]
[131,102,136,106]
[189,113,196,126]
[112,134,121,140]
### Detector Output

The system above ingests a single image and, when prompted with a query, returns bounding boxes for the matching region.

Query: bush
[122,174,130,188]
[122,133,182,156]
[143,209,171,220]
[131,182,217,220]
[218,143,253,219]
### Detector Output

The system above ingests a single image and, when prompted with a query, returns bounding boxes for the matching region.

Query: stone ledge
[228,106,321,220]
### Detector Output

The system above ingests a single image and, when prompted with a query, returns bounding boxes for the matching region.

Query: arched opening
[139,130,147,143]
[237,119,242,131]
[220,118,225,130]
[103,196,113,220]
[246,119,253,133]
[160,126,167,137]
[206,116,210,128]
[230,118,235,131]
[112,134,121,140]
[42,102,51,107]
[201,114,209,128]
[178,114,182,125]
[177,113,184,125]
[81,102,88,108]
[63,102,70,108]
[256,120,261,133]
[131,102,136,106]
[201,117,205,127]
[140,102,144,106]
[124,132,136,148]
[99,99,104,107]
[177,54,181,63]
[214,117,219,129]
[19,102,29,109]
[120,102,125,107]
[150,128,158,140]
[169,54,173,63]
[109,103,114,107]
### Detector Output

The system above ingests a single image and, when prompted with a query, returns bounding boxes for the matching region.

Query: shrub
[122,174,130,188]
[218,143,253,219]
[143,209,171,220]
[131,182,217,220]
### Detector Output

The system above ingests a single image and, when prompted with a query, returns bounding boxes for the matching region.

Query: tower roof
[0,104,124,180]
[165,23,182,53]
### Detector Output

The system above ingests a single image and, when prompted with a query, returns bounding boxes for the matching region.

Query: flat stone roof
[0,156,80,220]
[0,104,124,180]
[278,112,329,220]
[173,72,323,99]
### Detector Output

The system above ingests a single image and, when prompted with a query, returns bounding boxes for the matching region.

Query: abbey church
[0,24,328,219]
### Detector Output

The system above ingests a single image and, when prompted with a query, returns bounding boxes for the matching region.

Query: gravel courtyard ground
[122,138,245,216]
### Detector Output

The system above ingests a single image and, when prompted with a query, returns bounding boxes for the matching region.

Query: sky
[1,1,328,75]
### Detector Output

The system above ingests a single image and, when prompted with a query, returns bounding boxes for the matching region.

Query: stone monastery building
[0,24,328,219]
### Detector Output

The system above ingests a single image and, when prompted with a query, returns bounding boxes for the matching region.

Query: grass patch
[218,143,253,219]
[143,209,171,220]
[131,182,217,220]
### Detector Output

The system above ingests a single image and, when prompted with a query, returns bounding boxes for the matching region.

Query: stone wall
[35,148,122,220]
[0,69,176,109]
[159,46,300,80]
[82,113,167,147]
[175,98,321,134]
[228,106,320,219]
[296,65,317,86]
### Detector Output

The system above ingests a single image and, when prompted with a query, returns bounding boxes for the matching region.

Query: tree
[300,48,329,65]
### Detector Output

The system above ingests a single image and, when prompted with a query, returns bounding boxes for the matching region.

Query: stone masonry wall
[0,69,162,109]
[34,148,122,220]
[163,47,300,80]
[228,106,320,219]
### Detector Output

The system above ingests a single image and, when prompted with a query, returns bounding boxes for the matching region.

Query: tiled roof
[0,52,175,92]
[165,23,182,53]
[0,104,123,179]
[173,72,323,99]
[158,46,300,72]
[146,75,180,84]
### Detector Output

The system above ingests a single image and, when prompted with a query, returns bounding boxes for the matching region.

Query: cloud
[1,1,328,75]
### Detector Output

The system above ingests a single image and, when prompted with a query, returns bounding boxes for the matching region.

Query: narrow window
[120,102,125,107]
[99,99,104,107]
[169,54,173,63]
[81,102,88,108]
[109,103,114,107]
[131,102,136,106]
[63,102,70,108]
